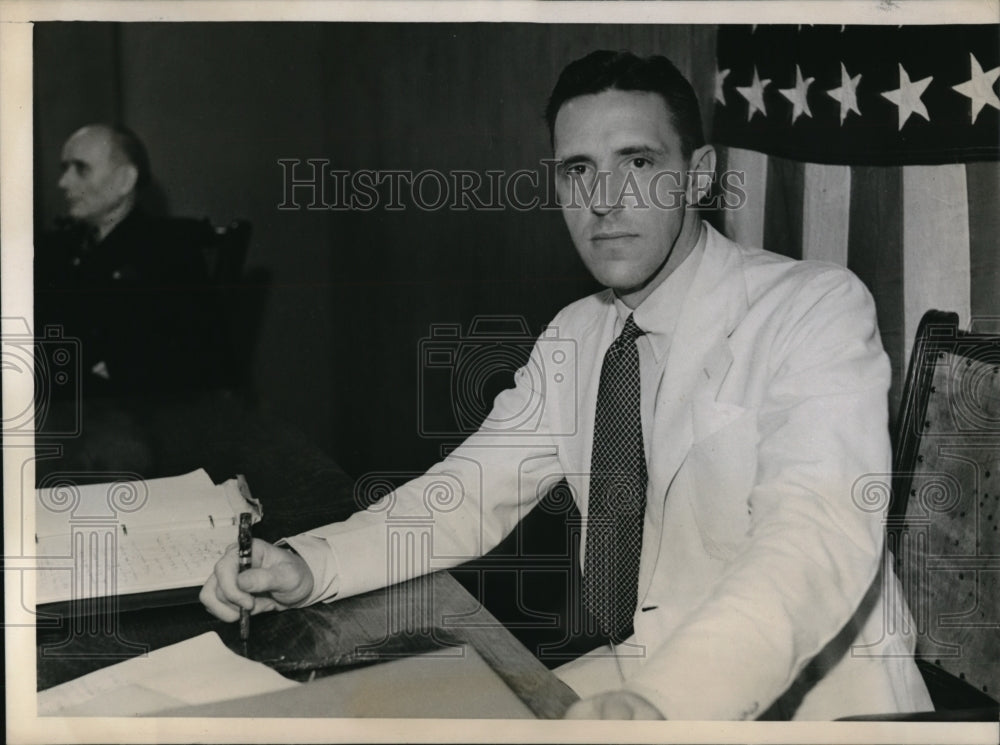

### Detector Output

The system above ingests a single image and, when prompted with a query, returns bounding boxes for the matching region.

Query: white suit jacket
[291,223,931,720]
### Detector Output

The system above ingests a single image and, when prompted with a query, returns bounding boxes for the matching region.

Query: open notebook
[35,469,262,607]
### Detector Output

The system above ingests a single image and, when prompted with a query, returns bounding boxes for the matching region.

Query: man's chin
[594,271,662,307]
[592,272,644,296]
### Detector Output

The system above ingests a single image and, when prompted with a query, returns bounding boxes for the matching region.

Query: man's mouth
[591,231,639,241]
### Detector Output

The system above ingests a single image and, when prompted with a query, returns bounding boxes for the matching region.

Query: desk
[37,571,578,718]
[35,394,578,718]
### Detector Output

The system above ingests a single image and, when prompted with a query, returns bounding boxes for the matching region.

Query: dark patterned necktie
[582,313,648,643]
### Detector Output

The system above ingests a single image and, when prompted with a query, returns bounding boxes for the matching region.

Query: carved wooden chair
[868,309,1000,720]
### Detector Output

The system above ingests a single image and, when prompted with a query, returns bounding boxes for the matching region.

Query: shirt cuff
[276,534,341,606]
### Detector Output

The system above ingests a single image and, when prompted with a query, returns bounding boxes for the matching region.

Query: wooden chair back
[889,310,1000,708]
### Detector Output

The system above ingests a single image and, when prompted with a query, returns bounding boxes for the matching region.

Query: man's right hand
[199,538,314,621]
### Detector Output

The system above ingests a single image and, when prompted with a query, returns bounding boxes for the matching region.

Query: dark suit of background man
[202,51,933,720]
[35,124,226,471]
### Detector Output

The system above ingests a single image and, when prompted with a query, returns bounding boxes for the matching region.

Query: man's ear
[115,163,139,198]
[685,144,717,206]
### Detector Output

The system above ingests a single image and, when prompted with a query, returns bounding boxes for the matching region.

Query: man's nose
[590,172,625,217]
[57,170,71,191]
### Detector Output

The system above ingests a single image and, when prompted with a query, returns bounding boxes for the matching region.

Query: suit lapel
[640,226,749,596]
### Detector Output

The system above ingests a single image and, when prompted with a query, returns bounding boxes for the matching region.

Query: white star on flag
[881,63,933,130]
[951,52,1000,124]
[736,66,771,122]
[715,68,730,105]
[779,65,815,123]
[826,62,862,125]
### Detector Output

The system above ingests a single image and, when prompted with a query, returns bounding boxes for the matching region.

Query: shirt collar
[612,222,706,363]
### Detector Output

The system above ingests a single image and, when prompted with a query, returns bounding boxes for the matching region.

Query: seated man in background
[202,51,931,720]
[35,123,229,472]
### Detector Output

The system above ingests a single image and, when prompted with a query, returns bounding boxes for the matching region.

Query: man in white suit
[201,51,931,720]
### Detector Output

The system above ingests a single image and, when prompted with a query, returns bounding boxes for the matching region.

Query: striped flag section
[715,145,999,421]
[720,147,767,252]
[711,24,999,425]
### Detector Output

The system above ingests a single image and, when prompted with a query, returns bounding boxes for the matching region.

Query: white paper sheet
[37,632,299,717]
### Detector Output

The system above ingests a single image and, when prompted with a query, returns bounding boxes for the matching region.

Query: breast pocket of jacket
[685,399,760,559]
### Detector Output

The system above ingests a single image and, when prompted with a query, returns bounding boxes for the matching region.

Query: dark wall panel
[33,22,717,477]
[116,23,336,453]
[33,23,120,230]
[316,23,717,477]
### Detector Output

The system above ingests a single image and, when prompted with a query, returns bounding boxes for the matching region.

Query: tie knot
[619,314,645,345]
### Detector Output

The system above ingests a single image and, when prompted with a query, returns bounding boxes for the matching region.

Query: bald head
[58,124,149,240]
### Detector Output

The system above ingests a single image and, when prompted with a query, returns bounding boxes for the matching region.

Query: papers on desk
[35,469,262,606]
[162,644,536,718]
[37,632,299,716]
[39,634,535,719]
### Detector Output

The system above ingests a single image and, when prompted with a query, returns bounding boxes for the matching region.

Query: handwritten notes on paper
[35,469,261,605]
[36,530,241,604]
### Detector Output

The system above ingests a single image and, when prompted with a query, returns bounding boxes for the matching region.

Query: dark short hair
[545,50,705,160]
[105,124,152,190]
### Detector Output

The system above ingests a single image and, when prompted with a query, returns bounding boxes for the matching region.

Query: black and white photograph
[3,1,998,743]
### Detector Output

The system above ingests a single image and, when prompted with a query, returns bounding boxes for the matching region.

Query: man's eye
[565,164,588,177]
[630,157,651,169]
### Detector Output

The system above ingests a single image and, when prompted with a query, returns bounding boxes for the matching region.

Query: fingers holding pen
[199,538,314,621]
[265,548,314,607]
[199,540,262,620]
[199,576,240,622]
[199,544,249,621]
